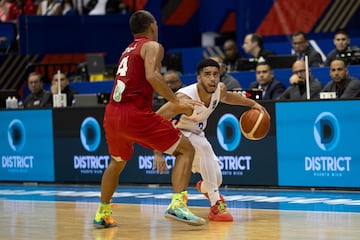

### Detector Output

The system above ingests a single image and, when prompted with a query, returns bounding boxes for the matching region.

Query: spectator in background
[88,0,107,15]
[321,58,360,98]
[292,31,323,67]
[153,70,184,111]
[36,0,61,15]
[210,56,241,90]
[22,0,36,15]
[60,0,78,15]
[24,72,52,108]
[242,33,276,61]
[0,0,18,22]
[325,28,360,66]
[278,60,322,100]
[223,39,243,72]
[105,0,129,14]
[51,71,77,106]
[248,62,286,100]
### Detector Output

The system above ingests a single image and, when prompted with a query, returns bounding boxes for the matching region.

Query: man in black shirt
[321,58,360,98]
[242,33,276,61]
[51,71,77,107]
[223,39,243,72]
[24,72,52,108]
[325,28,360,66]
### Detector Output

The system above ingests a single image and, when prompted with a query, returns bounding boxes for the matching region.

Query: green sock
[171,191,187,204]
[97,202,111,213]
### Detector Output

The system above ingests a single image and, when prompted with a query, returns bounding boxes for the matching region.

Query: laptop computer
[237,58,258,71]
[72,94,99,107]
[266,55,297,69]
[86,54,106,75]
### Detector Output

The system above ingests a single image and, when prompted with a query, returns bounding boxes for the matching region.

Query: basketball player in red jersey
[93,10,206,228]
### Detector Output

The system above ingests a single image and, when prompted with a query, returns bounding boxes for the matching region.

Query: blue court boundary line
[1,184,360,213]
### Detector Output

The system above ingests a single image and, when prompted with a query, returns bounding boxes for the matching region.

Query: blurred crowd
[0,0,131,22]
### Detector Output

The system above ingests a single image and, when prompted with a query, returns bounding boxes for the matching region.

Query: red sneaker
[208,200,233,222]
[196,180,225,202]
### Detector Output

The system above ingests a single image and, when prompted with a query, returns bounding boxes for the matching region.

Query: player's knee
[174,142,195,161]
[181,138,195,157]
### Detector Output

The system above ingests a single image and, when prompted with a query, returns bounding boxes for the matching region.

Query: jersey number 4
[113,56,128,102]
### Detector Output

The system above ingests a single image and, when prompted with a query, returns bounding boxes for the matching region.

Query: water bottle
[6,96,11,109]
[11,96,18,109]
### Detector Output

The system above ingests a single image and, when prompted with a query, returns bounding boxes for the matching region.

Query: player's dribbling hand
[153,151,169,174]
[252,103,271,119]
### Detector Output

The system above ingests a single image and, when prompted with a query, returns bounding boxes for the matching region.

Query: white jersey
[175,83,221,134]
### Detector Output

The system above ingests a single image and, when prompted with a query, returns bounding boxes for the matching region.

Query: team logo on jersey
[217,113,241,151]
[80,117,101,152]
[8,119,26,152]
[212,100,218,110]
[313,112,340,151]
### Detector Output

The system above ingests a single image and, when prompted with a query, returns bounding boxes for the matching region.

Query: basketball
[239,109,270,140]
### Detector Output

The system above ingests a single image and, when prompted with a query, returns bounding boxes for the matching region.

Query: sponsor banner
[122,102,277,186]
[53,107,109,183]
[120,145,173,184]
[205,102,277,186]
[277,100,360,188]
[0,109,54,181]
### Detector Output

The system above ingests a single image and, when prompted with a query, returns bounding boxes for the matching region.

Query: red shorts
[103,102,181,160]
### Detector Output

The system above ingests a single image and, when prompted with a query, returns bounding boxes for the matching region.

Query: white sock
[207,189,221,206]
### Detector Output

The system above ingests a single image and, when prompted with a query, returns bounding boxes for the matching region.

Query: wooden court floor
[1,185,360,239]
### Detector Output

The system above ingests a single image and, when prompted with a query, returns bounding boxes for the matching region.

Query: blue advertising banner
[120,144,173,184]
[0,109,54,181]
[123,102,278,186]
[277,100,360,188]
[53,107,109,183]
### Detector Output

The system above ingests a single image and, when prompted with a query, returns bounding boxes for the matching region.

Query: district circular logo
[80,117,101,152]
[216,113,241,151]
[313,112,340,151]
[8,119,26,152]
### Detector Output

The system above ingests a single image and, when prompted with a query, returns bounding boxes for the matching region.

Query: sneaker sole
[208,216,234,222]
[164,213,207,226]
[93,221,118,229]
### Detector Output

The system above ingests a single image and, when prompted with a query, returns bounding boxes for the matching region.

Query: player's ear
[150,22,156,33]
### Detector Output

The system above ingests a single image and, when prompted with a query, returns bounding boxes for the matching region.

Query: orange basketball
[240,109,270,140]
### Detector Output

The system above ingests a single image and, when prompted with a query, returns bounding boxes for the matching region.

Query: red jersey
[109,36,153,110]
[103,36,181,160]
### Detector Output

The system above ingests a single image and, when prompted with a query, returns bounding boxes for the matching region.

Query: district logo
[80,117,101,152]
[217,113,241,151]
[313,112,340,151]
[7,119,26,152]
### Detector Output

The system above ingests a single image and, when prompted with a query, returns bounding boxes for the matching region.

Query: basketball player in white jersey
[154,58,268,221]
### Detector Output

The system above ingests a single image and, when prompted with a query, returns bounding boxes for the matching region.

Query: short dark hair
[251,34,263,48]
[197,59,219,74]
[129,10,155,34]
[292,31,308,40]
[330,57,348,67]
[334,28,349,38]
[256,61,272,70]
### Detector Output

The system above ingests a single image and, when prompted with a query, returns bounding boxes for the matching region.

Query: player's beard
[200,80,216,94]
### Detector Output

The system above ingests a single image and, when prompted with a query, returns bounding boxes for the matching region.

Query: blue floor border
[1,184,360,213]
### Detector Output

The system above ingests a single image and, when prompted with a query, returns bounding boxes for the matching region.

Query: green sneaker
[164,191,206,226]
[93,203,118,228]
